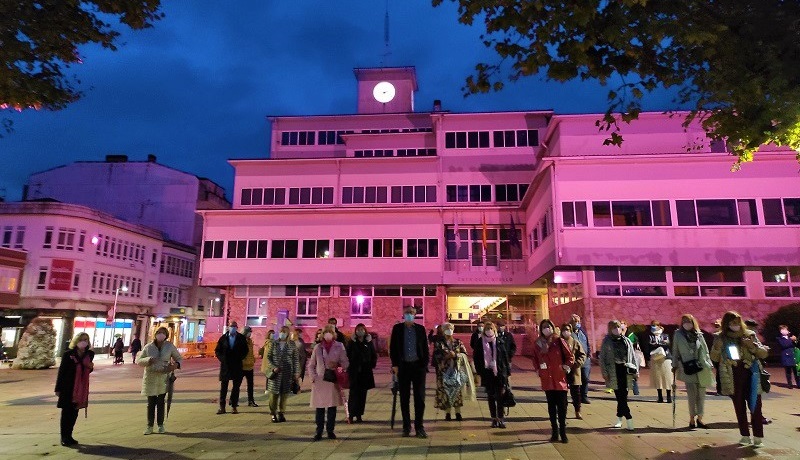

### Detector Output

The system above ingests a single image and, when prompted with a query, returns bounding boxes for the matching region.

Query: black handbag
[759,363,771,393]
[682,359,702,376]
[501,384,517,408]
[323,368,337,383]
[291,380,301,394]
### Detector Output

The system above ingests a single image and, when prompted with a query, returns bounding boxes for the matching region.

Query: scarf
[611,335,628,363]
[322,339,334,352]
[482,336,497,375]
[682,328,700,344]
[72,352,92,414]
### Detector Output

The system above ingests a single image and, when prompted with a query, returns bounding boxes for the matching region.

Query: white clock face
[373,81,396,103]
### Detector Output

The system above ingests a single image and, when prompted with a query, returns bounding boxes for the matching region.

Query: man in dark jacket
[496,320,517,365]
[328,317,347,343]
[130,335,142,364]
[215,321,249,414]
[390,306,430,438]
[570,314,592,404]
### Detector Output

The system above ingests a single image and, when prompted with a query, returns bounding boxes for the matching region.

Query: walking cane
[671,373,677,428]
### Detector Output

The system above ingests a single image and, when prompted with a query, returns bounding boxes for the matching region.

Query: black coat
[347,338,377,390]
[498,331,517,359]
[215,332,249,380]
[130,338,142,353]
[390,322,429,370]
[55,349,94,408]
[473,337,511,381]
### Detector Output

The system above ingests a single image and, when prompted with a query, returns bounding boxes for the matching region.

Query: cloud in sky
[0,0,685,201]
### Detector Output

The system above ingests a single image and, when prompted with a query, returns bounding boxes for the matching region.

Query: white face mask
[323,333,334,341]
[541,327,553,337]
[444,329,453,336]
[477,326,484,332]
[279,332,287,340]
[562,331,571,339]
[356,330,366,337]
[729,324,741,332]
[682,323,693,331]
[77,341,89,350]
[485,330,495,339]
[156,333,167,342]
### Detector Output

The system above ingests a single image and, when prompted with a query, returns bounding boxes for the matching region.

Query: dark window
[402,186,413,203]
[652,200,671,226]
[285,240,298,258]
[456,132,467,148]
[357,239,369,257]
[236,240,247,258]
[415,186,426,203]
[426,186,437,203]
[672,267,697,282]
[274,188,286,205]
[251,188,263,205]
[317,240,329,258]
[763,199,784,225]
[365,186,377,203]
[271,240,285,258]
[562,202,575,227]
[302,240,316,258]
[785,198,800,224]
[481,185,491,202]
[240,189,252,205]
[495,185,507,202]
[469,185,481,202]
[299,187,311,204]
[737,199,758,225]
[493,131,504,147]
[527,129,539,146]
[575,201,588,226]
[696,199,737,225]
[257,240,268,258]
[595,266,619,282]
[311,187,323,204]
[342,187,353,204]
[457,185,468,202]
[377,187,388,203]
[619,267,666,282]
[353,187,364,203]
[203,241,214,258]
[479,131,490,148]
[504,130,515,147]
[263,188,275,205]
[676,200,697,226]
[213,241,223,258]
[247,240,258,258]
[612,201,652,226]
[446,185,457,202]
[281,132,290,145]
[226,241,237,258]
[288,188,300,205]
[333,239,345,257]
[506,184,518,201]
[592,201,612,227]
[698,267,744,283]
[468,131,479,148]
[516,130,527,146]
[445,132,456,149]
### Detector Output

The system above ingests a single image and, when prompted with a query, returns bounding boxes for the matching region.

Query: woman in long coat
[560,323,586,419]
[473,321,511,429]
[137,327,182,434]
[776,324,799,388]
[346,323,377,423]
[433,322,468,421]
[600,319,638,431]
[266,325,299,422]
[647,320,674,403]
[259,330,275,392]
[531,319,575,443]
[55,332,94,446]
[308,324,349,440]
[672,313,713,429]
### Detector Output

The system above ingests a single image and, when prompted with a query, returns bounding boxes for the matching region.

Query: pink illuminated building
[199,66,800,353]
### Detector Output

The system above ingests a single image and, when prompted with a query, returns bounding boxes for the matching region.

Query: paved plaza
[1,355,799,460]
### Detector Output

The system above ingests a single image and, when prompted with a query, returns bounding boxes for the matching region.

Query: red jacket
[531,337,575,391]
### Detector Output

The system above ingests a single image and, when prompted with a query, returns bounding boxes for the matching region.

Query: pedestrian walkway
[1,355,799,459]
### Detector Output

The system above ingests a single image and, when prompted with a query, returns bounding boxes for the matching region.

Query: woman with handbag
[600,320,638,431]
[710,311,770,447]
[308,324,349,440]
[672,314,713,429]
[647,320,674,403]
[137,327,182,435]
[531,320,575,443]
[55,332,94,446]
[560,323,586,419]
[346,323,377,423]
[433,322,468,421]
[473,321,511,429]
[266,326,299,423]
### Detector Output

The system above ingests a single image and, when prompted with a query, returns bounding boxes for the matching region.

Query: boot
[657,389,664,403]
[666,390,672,403]
[550,422,559,442]
[559,425,568,443]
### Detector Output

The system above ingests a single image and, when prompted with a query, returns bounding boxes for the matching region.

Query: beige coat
[137,341,182,397]
[308,341,349,409]
[710,329,769,396]
[564,336,586,386]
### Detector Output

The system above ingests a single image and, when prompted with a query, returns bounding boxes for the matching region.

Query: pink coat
[308,341,349,409]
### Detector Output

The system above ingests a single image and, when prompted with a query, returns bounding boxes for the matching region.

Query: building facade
[0,246,26,357]
[198,66,800,353]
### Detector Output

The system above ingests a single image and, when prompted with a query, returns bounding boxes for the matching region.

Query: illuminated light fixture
[215,297,221,301]
[156,317,165,322]
[91,236,100,245]
[356,295,365,305]
[121,285,129,293]
[5,315,21,319]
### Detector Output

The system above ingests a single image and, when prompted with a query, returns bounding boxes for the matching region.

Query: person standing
[570,314,592,404]
[113,337,125,364]
[433,322,467,421]
[327,318,346,343]
[293,329,308,383]
[241,326,258,407]
[777,325,799,388]
[474,322,511,428]
[309,324,349,440]
[711,319,723,395]
[647,320,674,403]
[215,321,248,414]
[137,326,182,434]
[497,320,517,363]
[560,323,586,419]
[347,323,377,423]
[259,330,275,393]
[671,314,713,429]
[711,311,770,447]
[130,334,142,364]
[267,326,300,422]
[620,321,642,396]
[389,306,430,438]
[55,332,94,446]
[531,320,575,443]
[600,320,638,431]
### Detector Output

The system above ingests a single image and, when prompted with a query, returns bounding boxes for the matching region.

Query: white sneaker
[738,436,751,446]
[157,425,166,434]
[143,426,153,435]
[752,437,763,448]
[626,419,634,431]
[613,418,623,428]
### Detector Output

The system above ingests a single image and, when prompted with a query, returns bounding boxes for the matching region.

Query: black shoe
[328,432,337,439]
[231,407,239,414]
[491,420,498,428]
[696,421,709,429]
[271,414,278,423]
[581,398,591,404]
[550,434,559,442]
[455,413,463,421]
[61,438,78,447]
[498,420,506,429]
[355,416,362,423]
[216,408,226,415]
[313,433,322,441]
[416,429,428,439]
[402,430,411,437]
[666,398,672,403]
[657,398,664,403]
[689,422,696,429]
[248,400,259,407]
[445,413,452,421]
[278,413,286,423]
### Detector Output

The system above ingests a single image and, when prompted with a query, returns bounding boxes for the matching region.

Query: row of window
[160,254,195,278]
[280,128,433,146]
[342,185,437,204]
[530,207,554,252]
[88,272,147,298]
[445,184,529,203]
[240,187,335,206]
[204,238,440,260]
[353,148,437,158]
[444,129,539,149]
[92,233,154,266]
[1,225,25,249]
[158,285,180,304]
[43,227,86,252]
[561,198,800,228]
[444,227,523,266]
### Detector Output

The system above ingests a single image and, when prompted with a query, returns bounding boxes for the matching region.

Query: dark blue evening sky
[1,1,683,202]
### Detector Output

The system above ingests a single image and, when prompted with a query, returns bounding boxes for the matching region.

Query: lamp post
[108,285,129,343]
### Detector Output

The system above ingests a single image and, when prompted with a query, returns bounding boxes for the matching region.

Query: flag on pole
[481,213,488,251]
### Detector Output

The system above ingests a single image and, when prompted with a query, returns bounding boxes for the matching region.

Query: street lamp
[107,285,128,327]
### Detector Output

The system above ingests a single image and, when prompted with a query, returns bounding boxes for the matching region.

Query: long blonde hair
[68,332,92,350]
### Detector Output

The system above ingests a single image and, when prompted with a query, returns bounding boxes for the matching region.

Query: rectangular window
[612,201,652,226]
[696,199,738,225]
[402,297,424,317]
[444,131,489,149]
[246,298,269,327]
[737,199,758,225]
[676,200,697,226]
[673,266,747,297]
[372,239,403,257]
[652,200,672,226]
[36,266,48,290]
[297,298,318,317]
[592,201,612,227]
[406,239,438,257]
[240,189,252,205]
[763,198,784,225]
[43,226,54,249]
[302,240,330,258]
[351,297,373,317]
[785,198,800,224]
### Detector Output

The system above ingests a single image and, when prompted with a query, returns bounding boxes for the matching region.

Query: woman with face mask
[776,324,799,388]
[710,311,769,447]
[647,320,674,403]
[599,320,638,431]
[55,332,94,446]
[137,327,182,435]
[346,323,377,423]
[473,321,511,429]
[432,322,469,421]
[260,330,275,392]
[671,314,713,429]
[308,324,349,440]
[560,323,586,419]
[531,320,575,443]
[266,326,300,423]
[241,326,258,407]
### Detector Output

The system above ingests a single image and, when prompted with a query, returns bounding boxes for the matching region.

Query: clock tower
[354,66,417,114]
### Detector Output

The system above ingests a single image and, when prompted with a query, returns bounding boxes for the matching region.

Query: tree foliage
[0,0,163,113]
[433,0,800,165]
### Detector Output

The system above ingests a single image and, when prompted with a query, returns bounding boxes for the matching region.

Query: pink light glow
[356,295,365,305]
[91,236,99,245]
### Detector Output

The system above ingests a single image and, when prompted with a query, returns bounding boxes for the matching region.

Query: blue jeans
[580,365,591,400]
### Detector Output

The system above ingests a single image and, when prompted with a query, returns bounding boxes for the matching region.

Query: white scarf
[482,336,497,375]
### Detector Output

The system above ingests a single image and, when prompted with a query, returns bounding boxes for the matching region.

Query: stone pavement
[1,354,799,460]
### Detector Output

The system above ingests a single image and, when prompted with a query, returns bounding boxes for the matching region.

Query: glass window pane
[457,185,468,202]
[288,188,300,205]
[426,186,437,203]
[469,185,481,202]
[342,187,353,204]
[456,132,467,148]
[676,200,697,226]
[480,185,491,202]
[762,267,789,283]
[263,188,275,205]
[696,199,737,225]
[495,185,507,202]
[445,132,455,149]
[737,199,757,225]
[468,131,479,148]
[652,200,672,226]
[596,285,620,296]
[402,186,413,203]
[506,185,519,201]
[575,201,588,227]
[698,267,744,283]
[621,286,667,296]
[620,267,666,282]
[251,188,263,205]
[299,188,311,204]
[353,187,364,203]
[311,187,323,204]
[763,199,784,225]
[562,202,575,227]
[333,240,345,258]
[592,201,612,227]
[674,285,700,296]
[274,188,286,205]
[240,189,252,206]
[285,240,298,258]
[302,240,316,258]
[612,201,652,226]
[595,266,619,282]
[479,131,490,148]
[765,286,791,297]
[493,131,504,147]
[414,186,426,203]
[784,198,800,224]
[672,267,698,282]
[391,186,402,203]
[377,187,388,203]
[357,239,369,257]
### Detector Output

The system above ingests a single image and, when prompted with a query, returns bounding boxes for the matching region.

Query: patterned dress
[434,338,467,410]
[266,340,299,395]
